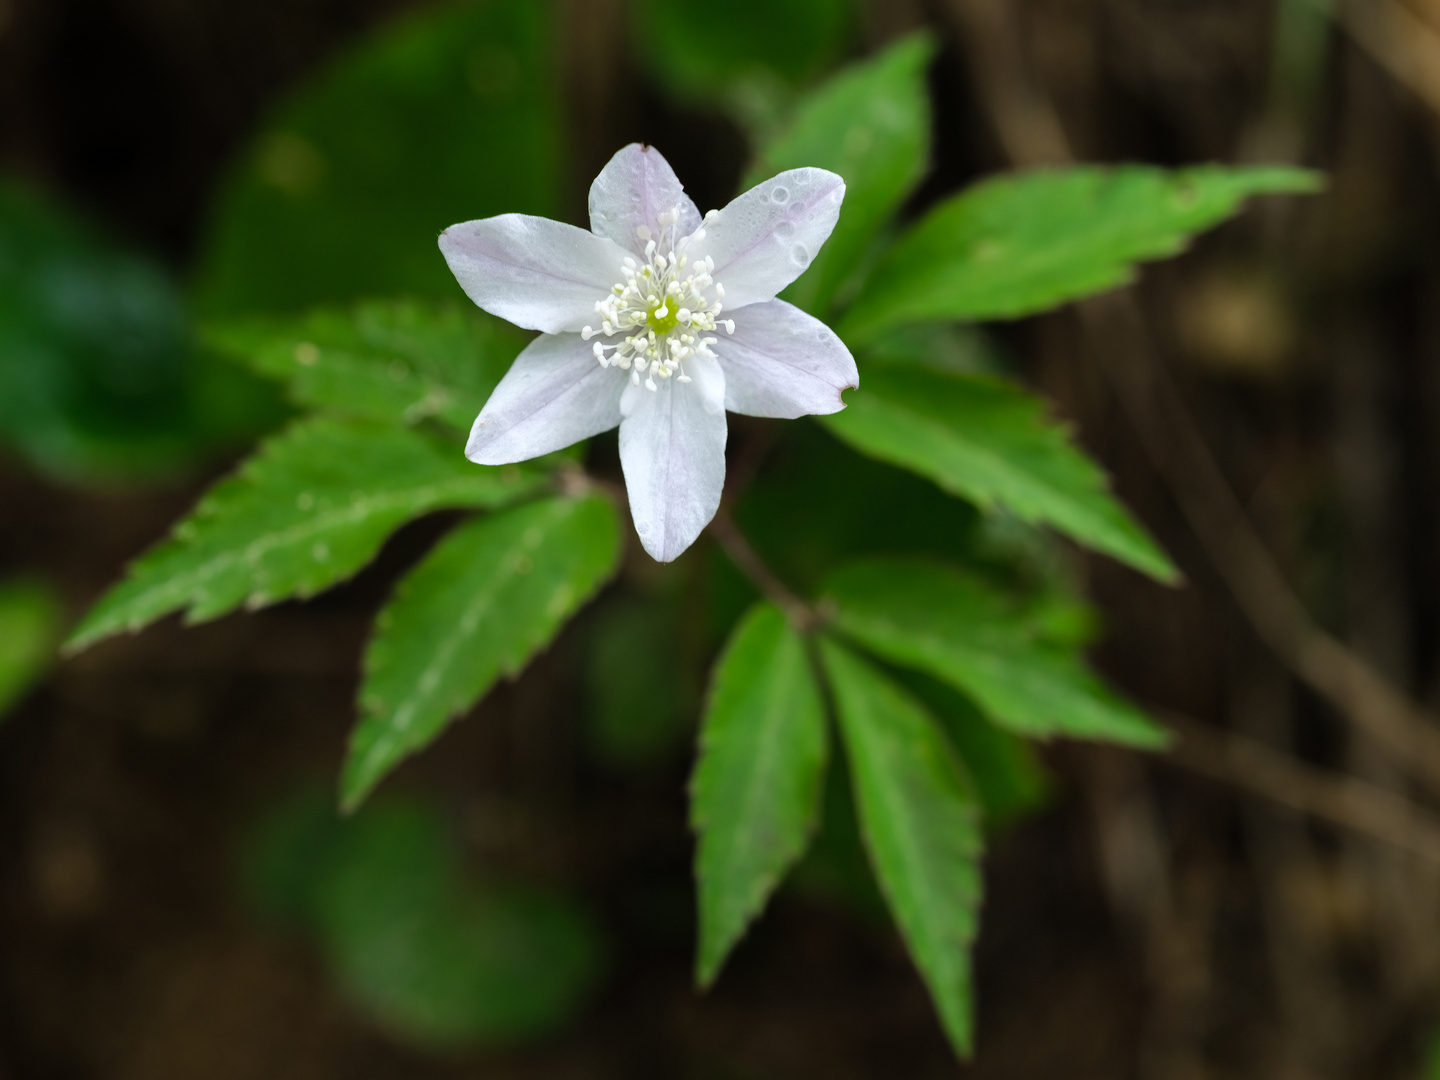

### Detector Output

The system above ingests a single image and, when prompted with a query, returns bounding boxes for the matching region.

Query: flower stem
[708,511,820,633]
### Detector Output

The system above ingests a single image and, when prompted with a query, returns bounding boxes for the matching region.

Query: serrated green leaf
[818,637,982,1059]
[840,166,1322,343]
[824,559,1166,748]
[67,420,543,651]
[0,580,62,716]
[343,495,621,810]
[205,300,525,431]
[820,366,1176,580]
[691,603,828,987]
[195,0,562,315]
[896,671,1051,829]
[749,34,934,317]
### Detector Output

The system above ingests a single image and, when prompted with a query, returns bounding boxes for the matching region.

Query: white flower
[439,143,858,562]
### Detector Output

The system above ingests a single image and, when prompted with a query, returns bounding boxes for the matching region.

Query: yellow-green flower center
[646,300,679,336]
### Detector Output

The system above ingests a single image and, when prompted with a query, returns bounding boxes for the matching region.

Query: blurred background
[3,0,1440,1077]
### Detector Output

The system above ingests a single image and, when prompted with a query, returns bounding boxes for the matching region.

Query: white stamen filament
[585,205,729,392]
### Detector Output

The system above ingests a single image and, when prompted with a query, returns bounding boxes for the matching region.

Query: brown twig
[1335,0,1440,119]
[1082,296,1440,790]
[708,510,821,632]
[944,0,1073,165]
[1165,713,1440,866]
[941,0,1440,792]
[566,456,820,632]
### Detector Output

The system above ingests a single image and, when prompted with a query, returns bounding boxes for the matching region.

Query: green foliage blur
[0,182,275,482]
[0,579,61,718]
[244,790,602,1047]
[195,0,563,315]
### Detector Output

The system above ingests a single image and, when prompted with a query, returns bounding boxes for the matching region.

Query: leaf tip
[336,772,374,818]
[693,949,722,992]
[337,743,384,817]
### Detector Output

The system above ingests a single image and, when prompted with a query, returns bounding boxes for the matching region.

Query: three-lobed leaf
[824,559,1165,748]
[820,366,1176,581]
[691,603,828,987]
[839,165,1321,343]
[66,419,544,651]
[343,495,621,811]
[205,300,524,431]
[749,33,934,317]
[818,637,983,1058]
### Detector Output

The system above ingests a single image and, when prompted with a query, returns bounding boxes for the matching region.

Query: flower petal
[466,332,623,465]
[618,353,727,562]
[588,143,703,255]
[439,214,628,334]
[720,300,858,418]
[690,168,846,310]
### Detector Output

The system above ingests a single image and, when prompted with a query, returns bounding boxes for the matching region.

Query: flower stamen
[590,207,726,391]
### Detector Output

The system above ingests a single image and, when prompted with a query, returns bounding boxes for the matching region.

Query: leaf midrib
[359,500,569,777]
[720,642,805,919]
[850,705,967,1025]
[137,474,509,609]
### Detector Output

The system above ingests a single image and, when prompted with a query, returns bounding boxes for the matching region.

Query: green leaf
[839,165,1322,343]
[818,637,983,1058]
[691,604,828,986]
[820,366,1176,580]
[313,801,602,1047]
[195,0,562,315]
[205,300,525,431]
[749,34,934,317]
[893,671,1050,828]
[0,179,277,481]
[0,580,62,716]
[344,495,621,810]
[583,597,690,770]
[244,791,602,1048]
[824,558,1166,747]
[66,419,543,651]
[632,0,857,105]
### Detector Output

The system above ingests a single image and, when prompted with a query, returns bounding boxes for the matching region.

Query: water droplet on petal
[775,220,795,239]
[791,244,810,268]
[770,185,789,204]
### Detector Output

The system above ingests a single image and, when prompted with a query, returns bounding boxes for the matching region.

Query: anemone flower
[439,143,858,562]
